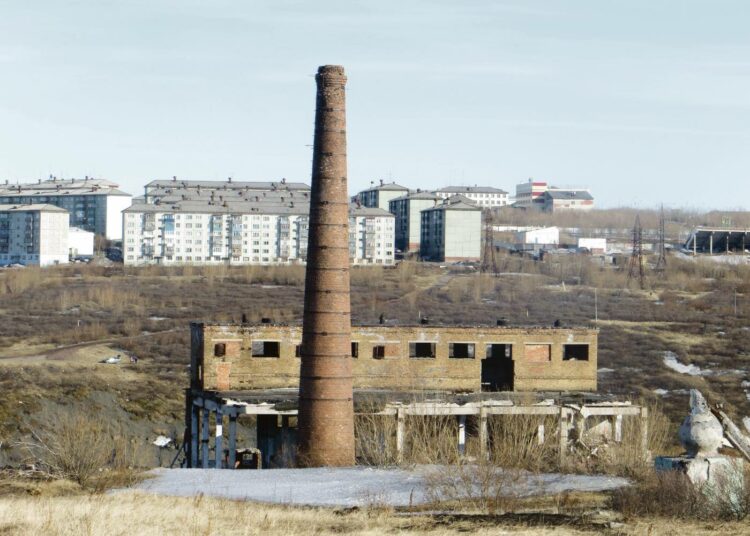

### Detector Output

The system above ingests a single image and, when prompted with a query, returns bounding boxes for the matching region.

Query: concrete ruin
[191,322,598,393]
[297,65,355,467]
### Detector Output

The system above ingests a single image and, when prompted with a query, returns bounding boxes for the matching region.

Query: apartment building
[123,181,394,266]
[435,186,509,208]
[420,196,482,262]
[0,204,69,266]
[389,191,439,253]
[356,180,409,210]
[0,177,132,240]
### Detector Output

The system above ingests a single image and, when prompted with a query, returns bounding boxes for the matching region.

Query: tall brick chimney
[297,65,355,467]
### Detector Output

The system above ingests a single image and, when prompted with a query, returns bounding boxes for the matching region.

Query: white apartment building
[435,186,509,208]
[356,181,409,210]
[0,204,69,266]
[389,191,439,253]
[123,182,395,266]
[420,196,482,262]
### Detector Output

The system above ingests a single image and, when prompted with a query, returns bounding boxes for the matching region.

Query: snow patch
[597,368,615,374]
[653,389,669,396]
[663,351,708,376]
[127,467,629,507]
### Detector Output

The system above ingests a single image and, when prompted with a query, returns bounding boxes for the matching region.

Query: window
[251,340,280,358]
[449,343,475,359]
[351,342,359,358]
[295,344,302,358]
[409,342,436,358]
[563,344,589,361]
[214,343,226,357]
[485,344,512,359]
[372,345,385,359]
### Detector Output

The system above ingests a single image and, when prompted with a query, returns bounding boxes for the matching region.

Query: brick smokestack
[297,65,355,466]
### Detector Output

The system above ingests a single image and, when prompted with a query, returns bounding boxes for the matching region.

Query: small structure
[578,238,606,254]
[68,226,95,258]
[516,227,560,247]
[656,390,744,507]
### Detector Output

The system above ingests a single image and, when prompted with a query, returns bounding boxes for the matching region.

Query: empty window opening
[251,340,280,358]
[449,343,475,359]
[563,344,589,361]
[485,344,512,360]
[525,344,551,362]
[409,342,436,358]
[214,343,226,357]
[295,344,302,358]
[372,345,385,359]
[351,342,359,358]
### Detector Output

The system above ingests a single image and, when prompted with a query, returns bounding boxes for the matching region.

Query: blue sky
[0,1,748,208]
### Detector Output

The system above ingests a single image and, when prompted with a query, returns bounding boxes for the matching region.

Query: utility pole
[481,209,498,276]
[655,204,667,274]
[627,214,645,289]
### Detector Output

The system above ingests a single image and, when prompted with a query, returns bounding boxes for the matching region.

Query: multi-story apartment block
[123,180,394,266]
[142,177,310,203]
[420,196,482,262]
[356,180,409,210]
[435,186,509,208]
[0,204,69,266]
[0,177,132,240]
[389,191,439,253]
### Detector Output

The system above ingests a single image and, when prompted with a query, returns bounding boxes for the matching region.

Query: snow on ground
[653,389,669,396]
[127,467,629,507]
[663,351,707,376]
[597,368,615,374]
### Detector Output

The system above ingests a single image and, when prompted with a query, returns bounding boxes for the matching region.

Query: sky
[0,1,748,209]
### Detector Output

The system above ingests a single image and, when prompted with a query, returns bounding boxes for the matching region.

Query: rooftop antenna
[655,204,667,274]
[627,214,645,289]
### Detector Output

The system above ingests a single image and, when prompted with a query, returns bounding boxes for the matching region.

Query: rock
[678,389,723,457]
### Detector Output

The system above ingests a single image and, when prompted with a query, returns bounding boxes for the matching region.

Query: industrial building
[68,227,95,258]
[684,227,750,255]
[514,179,548,209]
[420,196,482,262]
[435,186,509,208]
[389,190,439,254]
[0,204,69,266]
[355,181,409,210]
[193,322,598,394]
[0,177,132,240]
[541,189,594,212]
[123,183,395,266]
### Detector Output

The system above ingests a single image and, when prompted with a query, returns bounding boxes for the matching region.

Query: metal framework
[481,210,498,275]
[627,214,645,289]
[654,205,667,273]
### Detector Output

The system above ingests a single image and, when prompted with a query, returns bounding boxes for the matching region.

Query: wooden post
[201,407,210,469]
[558,407,569,467]
[396,408,405,464]
[228,413,237,469]
[640,407,649,461]
[214,408,223,469]
[479,408,488,459]
[458,415,466,456]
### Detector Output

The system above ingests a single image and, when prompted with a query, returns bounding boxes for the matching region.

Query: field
[1,249,750,532]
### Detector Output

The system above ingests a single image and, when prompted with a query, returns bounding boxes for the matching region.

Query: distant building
[435,186,509,208]
[123,180,394,266]
[0,177,132,240]
[541,189,594,212]
[389,191,439,253]
[514,180,548,209]
[515,227,559,246]
[0,204,69,266]
[69,227,95,258]
[356,181,409,210]
[420,196,482,262]
[578,238,606,253]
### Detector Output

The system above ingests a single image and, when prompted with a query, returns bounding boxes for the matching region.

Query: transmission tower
[655,204,667,273]
[481,209,498,275]
[627,214,645,289]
